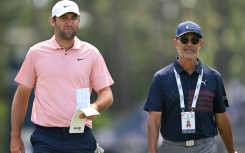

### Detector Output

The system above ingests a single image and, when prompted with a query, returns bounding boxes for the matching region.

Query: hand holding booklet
[69,88,100,133]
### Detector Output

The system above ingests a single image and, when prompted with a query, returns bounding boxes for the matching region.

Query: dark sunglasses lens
[180,37,189,44]
[191,38,200,45]
[179,37,200,45]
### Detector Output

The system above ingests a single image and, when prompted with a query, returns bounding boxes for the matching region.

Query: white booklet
[69,88,100,133]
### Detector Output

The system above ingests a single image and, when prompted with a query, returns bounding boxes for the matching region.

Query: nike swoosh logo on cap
[63,5,70,8]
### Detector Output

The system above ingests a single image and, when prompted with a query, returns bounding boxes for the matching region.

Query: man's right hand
[10,136,25,153]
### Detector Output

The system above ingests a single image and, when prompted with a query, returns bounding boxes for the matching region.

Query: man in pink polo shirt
[10,0,114,153]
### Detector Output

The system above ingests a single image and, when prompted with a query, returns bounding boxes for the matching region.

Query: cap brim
[176,31,202,38]
[55,11,80,17]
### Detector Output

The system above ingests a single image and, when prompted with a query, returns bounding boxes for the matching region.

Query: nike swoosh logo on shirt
[77,58,85,61]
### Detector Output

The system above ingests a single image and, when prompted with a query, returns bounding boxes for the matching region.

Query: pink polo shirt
[15,36,114,128]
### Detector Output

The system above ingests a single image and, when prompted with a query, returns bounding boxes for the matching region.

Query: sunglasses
[177,37,201,45]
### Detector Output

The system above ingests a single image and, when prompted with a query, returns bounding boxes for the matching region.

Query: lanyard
[174,68,203,111]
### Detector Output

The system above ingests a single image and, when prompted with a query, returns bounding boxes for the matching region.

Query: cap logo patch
[186,24,194,30]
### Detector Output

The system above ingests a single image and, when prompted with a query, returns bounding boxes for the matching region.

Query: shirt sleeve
[14,49,36,88]
[144,73,164,112]
[90,50,114,92]
[213,76,228,113]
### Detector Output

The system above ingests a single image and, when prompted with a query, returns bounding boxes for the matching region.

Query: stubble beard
[61,30,77,40]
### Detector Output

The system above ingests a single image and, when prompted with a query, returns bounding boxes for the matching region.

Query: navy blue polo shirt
[144,58,229,141]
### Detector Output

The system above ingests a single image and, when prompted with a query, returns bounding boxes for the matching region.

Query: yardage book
[69,88,100,133]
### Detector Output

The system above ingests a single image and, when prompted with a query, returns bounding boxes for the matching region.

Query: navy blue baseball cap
[176,21,202,38]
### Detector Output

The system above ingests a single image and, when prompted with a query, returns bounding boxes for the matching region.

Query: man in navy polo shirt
[144,21,237,153]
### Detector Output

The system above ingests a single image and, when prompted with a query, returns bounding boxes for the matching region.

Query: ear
[199,39,204,48]
[50,17,55,27]
[173,39,178,49]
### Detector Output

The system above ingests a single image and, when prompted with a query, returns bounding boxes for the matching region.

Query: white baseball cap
[52,0,80,17]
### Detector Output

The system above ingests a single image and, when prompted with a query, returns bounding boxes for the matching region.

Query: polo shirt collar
[173,57,203,74]
[49,36,81,50]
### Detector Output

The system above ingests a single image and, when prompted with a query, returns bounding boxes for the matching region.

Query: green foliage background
[1,0,245,152]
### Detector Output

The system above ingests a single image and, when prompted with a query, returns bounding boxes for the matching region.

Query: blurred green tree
[1,0,245,152]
